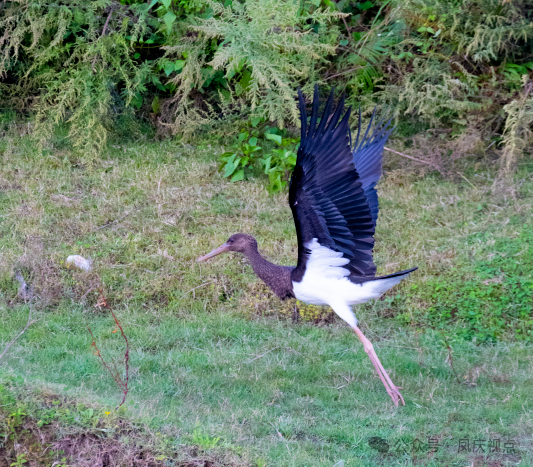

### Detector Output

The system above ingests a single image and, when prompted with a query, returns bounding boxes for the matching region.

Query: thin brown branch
[95,208,141,230]
[87,288,130,408]
[80,285,96,301]
[177,281,213,302]
[246,346,280,363]
[384,146,444,172]
[342,16,351,35]
[111,309,130,408]
[92,8,115,71]
[0,307,40,365]
[324,66,367,81]
[442,335,462,385]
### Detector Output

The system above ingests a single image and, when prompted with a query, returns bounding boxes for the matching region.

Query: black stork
[198,86,417,406]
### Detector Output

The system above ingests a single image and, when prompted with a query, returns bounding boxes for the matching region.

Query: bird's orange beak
[197,243,230,262]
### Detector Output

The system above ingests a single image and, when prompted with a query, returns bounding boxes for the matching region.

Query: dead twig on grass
[384,146,445,173]
[441,334,462,385]
[0,307,40,365]
[177,281,213,302]
[246,346,280,363]
[95,208,142,230]
[86,288,130,408]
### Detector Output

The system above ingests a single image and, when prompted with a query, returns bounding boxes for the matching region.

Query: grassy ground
[1,128,533,466]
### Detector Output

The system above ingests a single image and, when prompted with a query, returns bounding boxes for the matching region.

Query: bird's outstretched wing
[352,109,393,225]
[290,85,390,283]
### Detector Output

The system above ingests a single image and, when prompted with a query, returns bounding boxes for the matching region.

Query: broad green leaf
[417,26,427,33]
[161,0,172,8]
[224,161,236,177]
[237,58,247,73]
[147,0,159,10]
[163,61,174,76]
[360,1,373,10]
[151,96,160,113]
[226,67,236,80]
[426,27,435,34]
[270,174,282,192]
[339,39,349,46]
[163,11,176,34]
[262,156,272,174]
[151,75,166,92]
[133,53,141,59]
[248,136,258,146]
[131,92,143,110]
[231,170,244,182]
[251,117,261,128]
[265,133,282,144]
[220,89,231,100]
[174,60,185,71]
[240,70,252,92]
[238,132,248,142]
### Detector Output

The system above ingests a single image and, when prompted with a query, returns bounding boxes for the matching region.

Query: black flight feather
[352,112,394,225]
[289,86,393,284]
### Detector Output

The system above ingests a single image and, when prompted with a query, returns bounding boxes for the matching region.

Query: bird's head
[197,233,257,262]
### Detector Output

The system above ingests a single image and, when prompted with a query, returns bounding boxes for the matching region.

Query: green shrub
[260,134,298,193]
[220,130,263,182]
[218,122,298,192]
[0,0,531,172]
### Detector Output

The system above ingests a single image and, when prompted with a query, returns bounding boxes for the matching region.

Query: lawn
[1,129,532,466]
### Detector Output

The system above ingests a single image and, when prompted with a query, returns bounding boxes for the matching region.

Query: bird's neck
[245,248,294,300]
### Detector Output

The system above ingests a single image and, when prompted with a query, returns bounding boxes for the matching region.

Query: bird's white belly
[291,239,406,328]
[292,275,385,306]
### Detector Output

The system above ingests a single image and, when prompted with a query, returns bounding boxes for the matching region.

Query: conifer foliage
[0,0,531,170]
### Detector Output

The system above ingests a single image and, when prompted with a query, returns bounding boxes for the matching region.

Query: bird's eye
[228,239,233,244]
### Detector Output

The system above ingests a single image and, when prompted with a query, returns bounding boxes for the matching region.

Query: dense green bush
[0,0,532,170]
[219,122,298,192]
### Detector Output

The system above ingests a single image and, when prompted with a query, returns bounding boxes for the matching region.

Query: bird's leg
[352,325,405,407]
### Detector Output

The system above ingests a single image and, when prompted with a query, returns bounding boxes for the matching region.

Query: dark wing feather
[289,86,377,283]
[352,108,394,225]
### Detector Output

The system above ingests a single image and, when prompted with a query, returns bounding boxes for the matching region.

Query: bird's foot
[385,383,405,407]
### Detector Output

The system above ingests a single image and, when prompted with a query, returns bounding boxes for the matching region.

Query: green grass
[1,129,533,466]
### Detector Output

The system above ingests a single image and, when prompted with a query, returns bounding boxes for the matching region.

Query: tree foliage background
[1,0,532,171]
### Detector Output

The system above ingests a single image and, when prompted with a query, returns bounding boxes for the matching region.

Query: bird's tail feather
[351,267,417,298]
[372,267,418,281]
